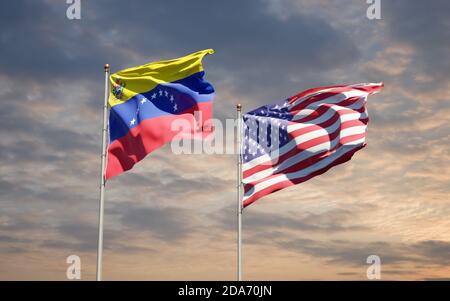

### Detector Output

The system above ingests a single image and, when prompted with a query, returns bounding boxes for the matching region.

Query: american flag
[241,83,383,207]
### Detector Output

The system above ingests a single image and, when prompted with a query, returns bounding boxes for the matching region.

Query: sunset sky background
[1,0,450,280]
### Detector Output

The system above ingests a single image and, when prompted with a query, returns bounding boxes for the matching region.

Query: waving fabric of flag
[242,83,383,207]
[106,49,215,180]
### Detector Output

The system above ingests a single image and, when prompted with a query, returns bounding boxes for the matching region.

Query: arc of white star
[130,118,136,126]
[173,103,178,111]
[151,93,156,99]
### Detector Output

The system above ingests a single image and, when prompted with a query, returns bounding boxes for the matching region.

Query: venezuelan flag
[106,49,215,179]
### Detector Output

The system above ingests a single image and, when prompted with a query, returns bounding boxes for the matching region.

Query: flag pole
[96,63,110,281]
[236,103,243,281]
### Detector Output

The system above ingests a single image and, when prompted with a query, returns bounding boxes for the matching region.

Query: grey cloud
[43,221,124,253]
[280,239,412,266]
[383,1,450,88]
[0,1,121,81]
[117,205,193,241]
[57,222,101,246]
[0,246,28,254]
[0,0,360,104]
[213,204,369,234]
[40,239,92,252]
[336,272,359,277]
[0,178,35,199]
[245,209,368,233]
[277,237,450,269]
[40,237,152,254]
[412,240,450,265]
[0,214,40,232]
[113,169,233,200]
[0,140,63,163]
[0,101,97,154]
[0,235,30,243]
[89,0,359,69]
[0,173,98,208]
[92,0,359,103]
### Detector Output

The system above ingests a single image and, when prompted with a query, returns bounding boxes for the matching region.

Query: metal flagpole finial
[104,64,110,71]
[237,103,242,111]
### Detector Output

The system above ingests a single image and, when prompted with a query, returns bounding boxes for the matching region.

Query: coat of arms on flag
[105,49,215,179]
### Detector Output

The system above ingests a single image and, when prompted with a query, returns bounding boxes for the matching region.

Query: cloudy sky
[1,0,450,280]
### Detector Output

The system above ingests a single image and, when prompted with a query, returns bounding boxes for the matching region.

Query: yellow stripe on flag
[109,49,214,107]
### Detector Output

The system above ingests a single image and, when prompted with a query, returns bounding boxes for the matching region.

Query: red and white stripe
[242,83,383,207]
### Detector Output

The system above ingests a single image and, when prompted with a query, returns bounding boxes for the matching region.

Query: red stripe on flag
[242,145,365,207]
[242,117,367,179]
[243,132,366,188]
[241,83,383,206]
[105,102,212,180]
